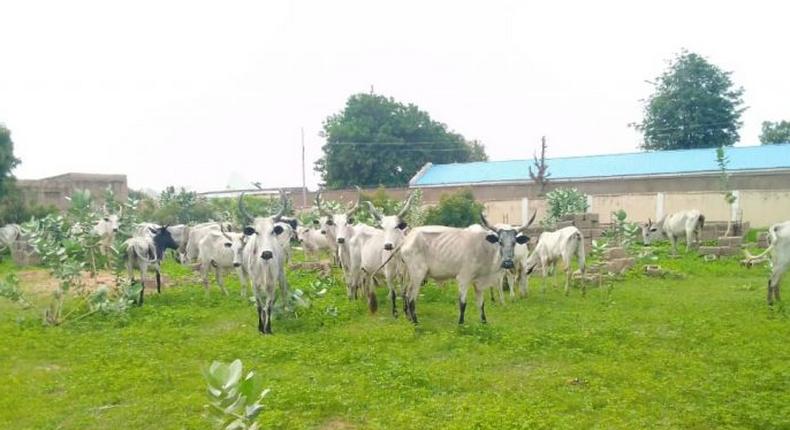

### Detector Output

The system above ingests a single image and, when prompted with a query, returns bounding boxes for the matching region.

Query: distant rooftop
[410,143,790,187]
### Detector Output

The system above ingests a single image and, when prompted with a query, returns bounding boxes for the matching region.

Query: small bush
[424,189,483,227]
[204,359,270,430]
[543,188,588,227]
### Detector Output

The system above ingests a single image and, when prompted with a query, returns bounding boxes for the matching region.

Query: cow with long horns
[315,189,361,298]
[238,190,291,334]
[398,211,537,324]
[358,192,416,315]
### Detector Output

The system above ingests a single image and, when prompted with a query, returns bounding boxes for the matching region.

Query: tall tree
[315,93,488,188]
[0,124,21,199]
[759,120,790,145]
[634,51,745,151]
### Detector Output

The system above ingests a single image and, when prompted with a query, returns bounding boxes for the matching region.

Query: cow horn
[238,192,254,225]
[518,211,537,233]
[365,201,383,221]
[479,212,496,232]
[220,224,233,241]
[315,189,330,216]
[272,189,287,221]
[397,191,416,218]
[647,218,652,227]
[345,186,362,217]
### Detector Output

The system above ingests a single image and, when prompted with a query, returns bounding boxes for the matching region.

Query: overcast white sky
[1,0,788,192]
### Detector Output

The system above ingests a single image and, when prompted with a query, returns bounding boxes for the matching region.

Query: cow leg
[386,277,398,317]
[216,267,228,296]
[768,266,786,305]
[200,263,210,294]
[155,270,162,294]
[138,269,145,305]
[264,294,274,334]
[458,282,470,325]
[237,268,247,298]
[474,284,487,324]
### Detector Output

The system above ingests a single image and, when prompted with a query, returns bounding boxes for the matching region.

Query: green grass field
[0,248,788,429]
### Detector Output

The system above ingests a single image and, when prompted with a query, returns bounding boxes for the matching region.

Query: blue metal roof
[410,143,790,187]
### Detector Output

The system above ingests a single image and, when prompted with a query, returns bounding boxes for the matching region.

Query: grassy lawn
[0,248,788,429]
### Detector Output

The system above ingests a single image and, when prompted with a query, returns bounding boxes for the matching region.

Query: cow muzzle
[337,238,345,244]
[261,250,273,260]
[112,228,119,233]
[383,243,394,251]
[501,259,514,269]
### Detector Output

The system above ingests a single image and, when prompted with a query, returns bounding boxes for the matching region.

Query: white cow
[92,214,120,259]
[743,221,790,305]
[350,222,385,311]
[399,212,535,324]
[359,194,415,316]
[0,223,22,255]
[642,210,705,254]
[316,190,360,298]
[238,191,291,334]
[296,225,331,261]
[524,226,586,296]
[197,227,246,295]
[183,221,234,264]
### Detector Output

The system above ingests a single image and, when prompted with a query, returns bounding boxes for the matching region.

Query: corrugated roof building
[411,143,790,187]
[407,144,790,228]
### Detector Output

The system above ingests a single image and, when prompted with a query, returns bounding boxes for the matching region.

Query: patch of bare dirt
[319,419,357,430]
[16,269,173,296]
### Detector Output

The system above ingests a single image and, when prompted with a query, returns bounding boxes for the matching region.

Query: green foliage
[155,186,217,225]
[634,50,745,151]
[543,188,589,227]
[424,189,483,227]
[0,183,58,224]
[0,273,30,308]
[759,120,790,145]
[204,359,270,430]
[315,93,488,188]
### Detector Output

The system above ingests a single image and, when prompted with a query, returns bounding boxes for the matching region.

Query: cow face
[642,219,662,244]
[486,227,529,269]
[230,234,248,268]
[150,226,179,261]
[243,219,285,262]
[94,214,120,236]
[331,214,355,245]
[380,215,408,251]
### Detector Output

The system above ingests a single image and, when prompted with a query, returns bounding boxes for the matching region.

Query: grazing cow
[399,212,536,324]
[349,222,384,311]
[197,227,246,295]
[524,226,586,296]
[296,225,331,261]
[742,221,790,305]
[238,191,291,334]
[0,223,22,256]
[360,194,415,315]
[315,190,360,298]
[642,210,705,254]
[123,225,179,304]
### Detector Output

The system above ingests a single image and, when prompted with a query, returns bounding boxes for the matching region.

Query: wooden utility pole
[301,127,307,208]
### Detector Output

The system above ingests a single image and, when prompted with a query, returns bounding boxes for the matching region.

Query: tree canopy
[0,124,21,199]
[314,93,487,188]
[634,51,745,151]
[759,120,790,145]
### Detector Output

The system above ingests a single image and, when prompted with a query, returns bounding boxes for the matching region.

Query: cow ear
[224,242,232,248]
[397,222,408,230]
[516,235,529,244]
[348,217,355,224]
[103,217,110,222]
[243,226,256,236]
[312,219,320,225]
[326,219,334,226]
[485,233,499,244]
[273,225,284,235]
[285,219,297,229]
[149,227,158,234]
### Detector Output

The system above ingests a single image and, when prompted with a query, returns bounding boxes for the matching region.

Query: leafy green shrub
[543,187,588,227]
[205,359,270,430]
[424,189,483,227]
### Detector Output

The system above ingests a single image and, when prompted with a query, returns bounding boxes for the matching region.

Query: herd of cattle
[0,193,788,334]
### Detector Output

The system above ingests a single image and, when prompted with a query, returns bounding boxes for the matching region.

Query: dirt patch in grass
[319,419,357,430]
[16,269,174,295]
